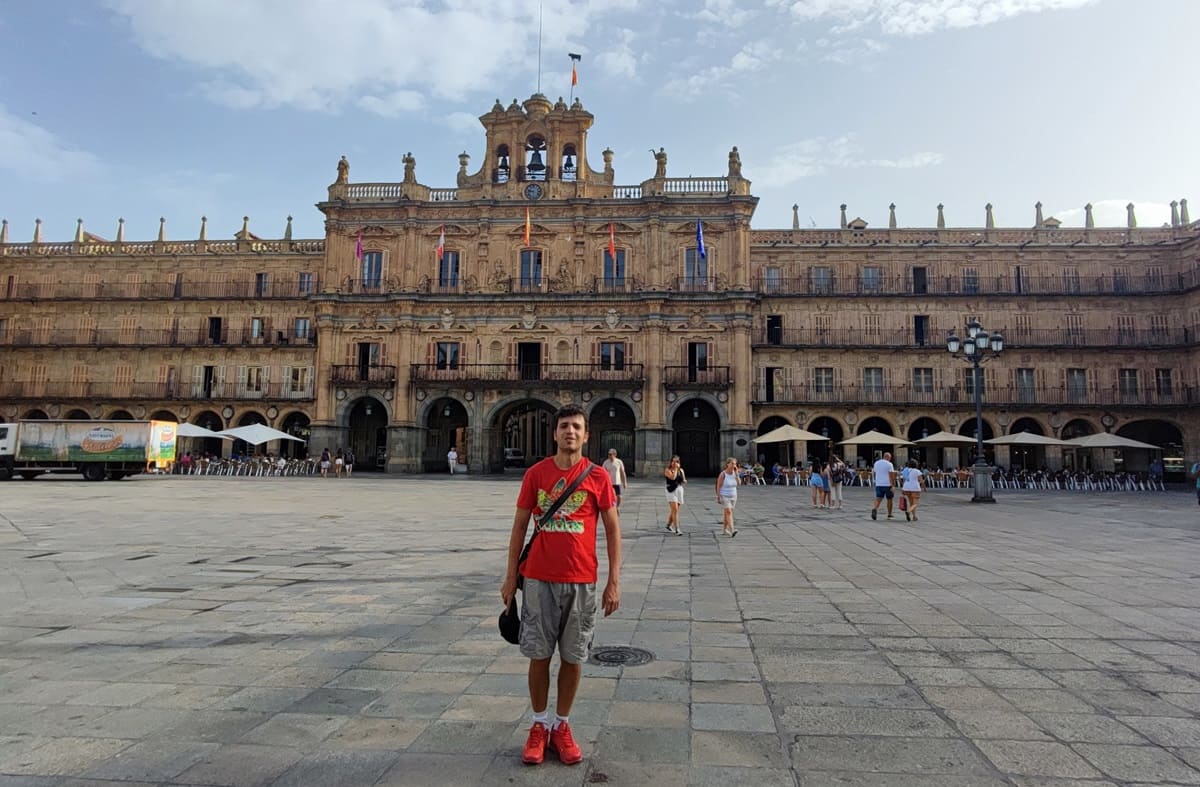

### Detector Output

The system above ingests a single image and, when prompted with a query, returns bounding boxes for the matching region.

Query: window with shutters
[250,317,264,340]
[124,273,142,298]
[1118,368,1139,398]
[809,266,832,294]
[83,273,101,299]
[763,266,781,293]
[964,367,984,396]
[290,366,311,397]
[912,367,934,393]
[295,318,311,341]
[1112,267,1130,293]
[255,272,270,297]
[71,364,89,397]
[118,316,137,344]
[1150,313,1169,341]
[244,366,267,395]
[0,318,7,341]
[860,266,882,293]
[1066,368,1088,402]
[439,251,460,288]
[862,367,884,394]
[298,272,314,295]
[1063,267,1081,293]
[114,364,134,396]
[961,267,979,294]
[361,252,383,289]
[520,250,543,289]
[813,367,834,394]
[863,314,880,337]
[1146,266,1164,290]
[1155,368,1173,397]
[1066,313,1083,343]
[603,249,626,289]
[1116,314,1135,341]
[599,342,626,371]
[30,364,48,395]
[33,317,51,344]
[1015,368,1036,403]
[1013,313,1032,342]
[684,248,707,289]
[814,314,830,338]
[435,342,461,370]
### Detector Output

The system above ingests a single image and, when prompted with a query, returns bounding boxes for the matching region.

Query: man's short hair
[553,403,588,431]
[608,449,617,455]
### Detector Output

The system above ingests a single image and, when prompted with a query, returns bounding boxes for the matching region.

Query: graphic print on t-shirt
[536,480,588,534]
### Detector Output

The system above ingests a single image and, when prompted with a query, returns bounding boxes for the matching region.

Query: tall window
[961,268,979,294]
[863,367,884,394]
[244,366,266,394]
[1117,314,1135,341]
[1156,368,1174,396]
[912,367,934,393]
[604,249,626,288]
[1066,368,1088,402]
[964,367,984,396]
[860,266,882,293]
[436,342,460,370]
[298,272,313,294]
[290,366,311,394]
[1150,313,1169,340]
[1146,266,1164,290]
[766,315,783,345]
[1066,313,1083,343]
[520,250,542,288]
[763,266,781,293]
[809,266,832,294]
[1118,368,1139,398]
[1112,267,1130,293]
[361,252,383,288]
[1015,368,1036,403]
[438,251,460,288]
[814,314,830,338]
[250,317,264,339]
[255,272,269,297]
[294,318,311,340]
[1063,267,1081,293]
[686,342,708,383]
[599,342,626,371]
[813,367,834,393]
[685,248,707,287]
[863,314,880,337]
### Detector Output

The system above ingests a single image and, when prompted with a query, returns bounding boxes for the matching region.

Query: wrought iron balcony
[753,268,1200,297]
[0,277,319,301]
[752,383,1199,408]
[331,365,397,385]
[0,327,317,348]
[662,366,732,389]
[754,327,1194,349]
[0,381,314,401]
[409,363,645,388]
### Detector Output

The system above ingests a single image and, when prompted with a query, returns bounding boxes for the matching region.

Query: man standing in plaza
[501,404,621,766]
[447,446,458,475]
[870,451,897,520]
[602,448,628,508]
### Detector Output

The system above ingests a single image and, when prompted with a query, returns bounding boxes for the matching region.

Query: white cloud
[694,0,755,27]
[750,133,942,187]
[0,105,101,181]
[595,28,639,80]
[1054,200,1173,229]
[103,0,639,112]
[357,90,427,118]
[663,41,784,98]
[442,111,482,136]
[767,0,1097,36]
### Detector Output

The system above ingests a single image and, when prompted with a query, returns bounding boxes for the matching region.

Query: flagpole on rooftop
[569,53,581,104]
[536,1,543,94]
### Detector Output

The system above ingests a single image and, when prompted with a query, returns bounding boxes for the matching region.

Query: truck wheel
[19,472,41,480]
[82,464,107,482]
[0,466,10,481]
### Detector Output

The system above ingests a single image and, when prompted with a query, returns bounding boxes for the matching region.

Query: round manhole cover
[589,646,654,667]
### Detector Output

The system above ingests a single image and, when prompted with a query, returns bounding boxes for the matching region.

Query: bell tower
[455,94,613,201]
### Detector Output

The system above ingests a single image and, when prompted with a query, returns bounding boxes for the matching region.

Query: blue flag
[695,220,706,259]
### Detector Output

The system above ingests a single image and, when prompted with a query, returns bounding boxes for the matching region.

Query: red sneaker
[522,722,548,765]
[548,721,583,765]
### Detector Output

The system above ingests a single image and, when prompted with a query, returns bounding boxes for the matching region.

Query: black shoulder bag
[499,461,595,644]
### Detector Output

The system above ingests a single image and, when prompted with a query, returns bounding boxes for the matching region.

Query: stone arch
[1117,419,1183,475]
[1009,417,1046,435]
[22,409,49,420]
[489,396,559,472]
[150,409,178,422]
[65,409,91,420]
[807,416,844,465]
[671,398,722,476]
[279,411,311,459]
[189,410,226,457]
[107,410,135,420]
[907,416,944,468]
[588,398,637,473]
[958,418,996,464]
[755,415,793,467]
[346,397,388,470]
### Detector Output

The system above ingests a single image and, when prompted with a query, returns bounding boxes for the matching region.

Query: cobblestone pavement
[1,474,1199,786]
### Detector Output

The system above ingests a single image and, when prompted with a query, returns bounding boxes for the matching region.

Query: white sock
[553,714,569,729]
[532,710,549,727]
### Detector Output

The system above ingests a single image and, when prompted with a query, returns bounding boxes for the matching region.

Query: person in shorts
[344,448,355,478]
[900,458,925,521]
[663,455,687,535]
[447,446,458,475]
[319,447,331,478]
[870,451,897,520]
[501,404,621,766]
[716,457,740,536]
[602,448,628,507]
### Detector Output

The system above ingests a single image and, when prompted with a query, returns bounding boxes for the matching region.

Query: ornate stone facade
[1,94,1197,475]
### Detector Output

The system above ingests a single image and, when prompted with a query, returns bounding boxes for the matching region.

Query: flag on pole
[695,220,706,259]
[523,208,531,247]
[569,53,581,87]
[355,230,363,261]
[608,221,617,261]
[436,224,445,262]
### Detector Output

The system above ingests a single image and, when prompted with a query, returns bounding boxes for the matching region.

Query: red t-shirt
[517,457,615,584]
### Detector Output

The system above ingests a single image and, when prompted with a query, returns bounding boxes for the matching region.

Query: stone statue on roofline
[336,155,349,184]
[653,147,667,179]
[728,146,742,178]
[403,152,416,183]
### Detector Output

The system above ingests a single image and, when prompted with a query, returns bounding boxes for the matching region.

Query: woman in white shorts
[716,457,740,537]
[663,455,686,535]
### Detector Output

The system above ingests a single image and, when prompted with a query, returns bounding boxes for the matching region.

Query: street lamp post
[946,319,1004,503]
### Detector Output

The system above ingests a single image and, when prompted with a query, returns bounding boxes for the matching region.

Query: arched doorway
[755,415,791,467]
[349,397,388,471]
[848,417,897,466]
[108,410,134,420]
[907,416,943,468]
[280,412,310,459]
[1118,419,1181,476]
[22,410,48,420]
[192,410,225,458]
[589,399,637,475]
[423,397,466,473]
[958,418,995,464]
[495,399,556,471]
[1061,418,1096,471]
[673,399,720,476]
[150,410,177,422]
[1008,417,1046,471]
[233,411,267,458]
[808,416,843,465]
[65,409,91,420]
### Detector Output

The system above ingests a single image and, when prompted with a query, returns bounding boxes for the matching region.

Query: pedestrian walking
[344,448,355,478]
[829,454,846,509]
[663,455,686,534]
[500,404,621,767]
[602,448,628,508]
[319,448,331,478]
[447,446,458,475]
[900,458,925,521]
[870,452,897,520]
[716,457,740,536]
[334,448,344,478]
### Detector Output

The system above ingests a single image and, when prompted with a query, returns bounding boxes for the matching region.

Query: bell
[498,154,510,170]
[527,150,545,172]
[562,154,575,173]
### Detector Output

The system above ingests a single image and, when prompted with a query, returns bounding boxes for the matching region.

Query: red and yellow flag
[571,62,578,87]
[523,208,531,247]
[608,221,616,260]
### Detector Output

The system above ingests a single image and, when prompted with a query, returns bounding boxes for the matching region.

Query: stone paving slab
[1,476,1200,785]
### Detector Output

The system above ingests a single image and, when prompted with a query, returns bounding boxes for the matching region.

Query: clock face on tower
[523,183,544,201]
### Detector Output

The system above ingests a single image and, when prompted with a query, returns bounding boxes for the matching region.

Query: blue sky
[1,0,1196,242]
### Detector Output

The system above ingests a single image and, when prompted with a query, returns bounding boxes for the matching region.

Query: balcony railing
[754,269,1200,297]
[662,366,732,388]
[409,363,645,388]
[0,382,315,401]
[330,365,397,385]
[0,277,320,301]
[0,327,318,348]
[752,383,1199,408]
[672,276,720,293]
[754,327,1195,349]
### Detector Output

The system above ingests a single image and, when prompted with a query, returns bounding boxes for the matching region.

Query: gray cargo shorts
[520,578,598,664]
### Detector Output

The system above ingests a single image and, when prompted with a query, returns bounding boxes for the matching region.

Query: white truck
[0,420,177,481]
